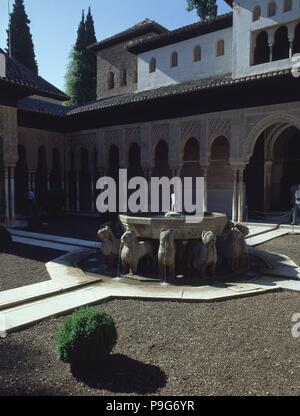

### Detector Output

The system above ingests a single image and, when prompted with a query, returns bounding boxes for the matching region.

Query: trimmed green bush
[0,226,12,249]
[56,307,117,365]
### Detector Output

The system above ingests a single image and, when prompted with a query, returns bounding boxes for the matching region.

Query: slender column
[264,161,273,212]
[268,42,273,62]
[268,30,274,62]
[47,173,51,191]
[202,166,209,213]
[91,174,95,212]
[76,172,80,212]
[10,167,15,222]
[31,171,36,192]
[65,172,69,212]
[61,172,64,191]
[238,168,245,223]
[28,172,32,191]
[4,168,10,222]
[232,168,238,222]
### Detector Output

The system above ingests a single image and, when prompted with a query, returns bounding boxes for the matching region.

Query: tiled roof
[0,48,69,101]
[66,69,293,116]
[127,13,233,54]
[88,19,168,52]
[18,97,69,116]
[18,69,295,118]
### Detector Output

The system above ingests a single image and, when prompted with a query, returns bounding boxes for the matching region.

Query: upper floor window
[253,6,261,21]
[283,0,292,12]
[193,45,201,62]
[268,1,277,17]
[133,70,138,84]
[149,57,156,73]
[108,72,115,90]
[272,26,290,60]
[216,39,225,57]
[170,51,178,67]
[120,69,127,87]
[253,31,270,65]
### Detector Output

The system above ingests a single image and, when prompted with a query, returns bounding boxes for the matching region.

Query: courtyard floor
[0,291,300,396]
[0,244,62,292]
[0,234,300,396]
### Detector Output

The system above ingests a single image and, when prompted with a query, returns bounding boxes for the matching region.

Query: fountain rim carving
[119,212,228,240]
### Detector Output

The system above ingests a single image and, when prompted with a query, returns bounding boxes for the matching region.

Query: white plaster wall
[232,0,300,78]
[137,27,232,91]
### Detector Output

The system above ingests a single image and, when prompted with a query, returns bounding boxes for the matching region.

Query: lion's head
[121,229,138,247]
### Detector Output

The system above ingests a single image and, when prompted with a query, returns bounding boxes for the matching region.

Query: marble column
[264,161,273,212]
[91,174,95,212]
[4,168,10,222]
[65,172,69,212]
[232,168,238,222]
[31,171,36,192]
[202,166,209,213]
[76,172,80,212]
[47,173,51,191]
[238,168,245,223]
[10,167,15,222]
[28,172,32,191]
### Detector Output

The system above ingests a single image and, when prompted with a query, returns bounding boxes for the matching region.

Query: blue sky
[0,0,230,92]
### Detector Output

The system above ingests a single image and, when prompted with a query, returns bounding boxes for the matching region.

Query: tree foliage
[65,8,97,105]
[7,0,38,74]
[186,0,218,21]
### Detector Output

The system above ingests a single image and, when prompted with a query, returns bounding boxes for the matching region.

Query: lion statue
[158,229,176,280]
[187,231,217,278]
[97,225,120,259]
[121,229,153,275]
[216,221,249,272]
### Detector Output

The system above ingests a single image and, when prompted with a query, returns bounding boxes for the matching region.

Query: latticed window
[283,0,292,12]
[170,51,178,67]
[120,69,127,87]
[216,39,225,57]
[253,6,261,21]
[193,45,201,62]
[149,57,156,73]
[268,1,277,17]
[108,72,115,89]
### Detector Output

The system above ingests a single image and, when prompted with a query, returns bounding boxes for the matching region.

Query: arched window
[272,26,290,61]
[254,31,270,64]
[149,57,156,73]
[193,45,201,62]
[293,23,300,54]
[216,39,225,57]
[253,6,261,21]
[120,69,127,87]
[268,1,277,17]
[108,72,115,89]
[283,0,292,12]
[170,51,178,67]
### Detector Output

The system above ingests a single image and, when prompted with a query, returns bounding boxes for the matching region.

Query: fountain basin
[119,212,228,240]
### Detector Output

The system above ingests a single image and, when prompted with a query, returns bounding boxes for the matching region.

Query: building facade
[1,0,300,223]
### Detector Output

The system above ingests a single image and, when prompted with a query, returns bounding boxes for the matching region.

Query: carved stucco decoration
[0,106,18,165]
[208,118,231,143]
[151,123,169,164]
[243,112,300,162]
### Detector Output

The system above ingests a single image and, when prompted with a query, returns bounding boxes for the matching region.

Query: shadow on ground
[71,353,167,394]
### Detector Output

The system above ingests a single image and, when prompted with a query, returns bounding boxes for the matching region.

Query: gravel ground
[259,234,300,266]
[1,291,300,396]
[0,244,63,292]
[1,234,300,396]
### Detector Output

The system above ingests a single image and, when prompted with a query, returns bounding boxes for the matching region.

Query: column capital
[229,161,247,171]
